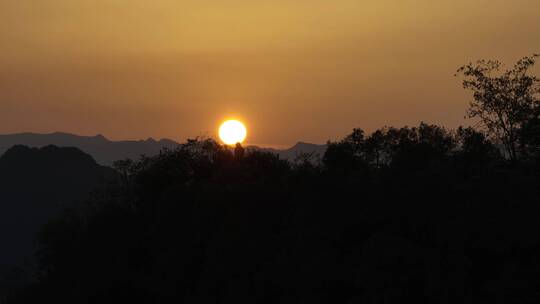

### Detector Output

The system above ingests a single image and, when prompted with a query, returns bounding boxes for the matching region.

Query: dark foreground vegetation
[4,56,540,303]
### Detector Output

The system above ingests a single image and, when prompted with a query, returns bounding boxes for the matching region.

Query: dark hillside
[0,146,116,268]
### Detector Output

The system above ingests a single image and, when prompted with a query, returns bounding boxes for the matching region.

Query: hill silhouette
[0,146,115,278]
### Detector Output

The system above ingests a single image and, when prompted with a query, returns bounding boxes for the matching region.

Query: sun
[219,120,247,145]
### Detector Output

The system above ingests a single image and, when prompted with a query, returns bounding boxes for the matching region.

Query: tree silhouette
[457,54,540,160]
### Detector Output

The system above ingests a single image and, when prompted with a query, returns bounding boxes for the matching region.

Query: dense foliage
[4,122,538,303]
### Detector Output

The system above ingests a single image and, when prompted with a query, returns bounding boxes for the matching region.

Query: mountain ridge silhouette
[0,132,180,166]
[0,132,327,165]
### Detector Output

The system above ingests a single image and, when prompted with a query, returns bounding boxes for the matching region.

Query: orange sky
[1,0,539,146]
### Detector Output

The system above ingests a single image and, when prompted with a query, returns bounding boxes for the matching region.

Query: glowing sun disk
[219,120,247,145]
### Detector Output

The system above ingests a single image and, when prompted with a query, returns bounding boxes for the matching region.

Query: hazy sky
[1,0,539,146]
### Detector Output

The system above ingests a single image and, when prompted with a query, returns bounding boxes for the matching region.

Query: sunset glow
[2,1,539,145]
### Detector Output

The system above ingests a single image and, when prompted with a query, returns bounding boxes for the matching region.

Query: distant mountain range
[0,132,327,166]
[0,132,180,166]
[249,142,327,162]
